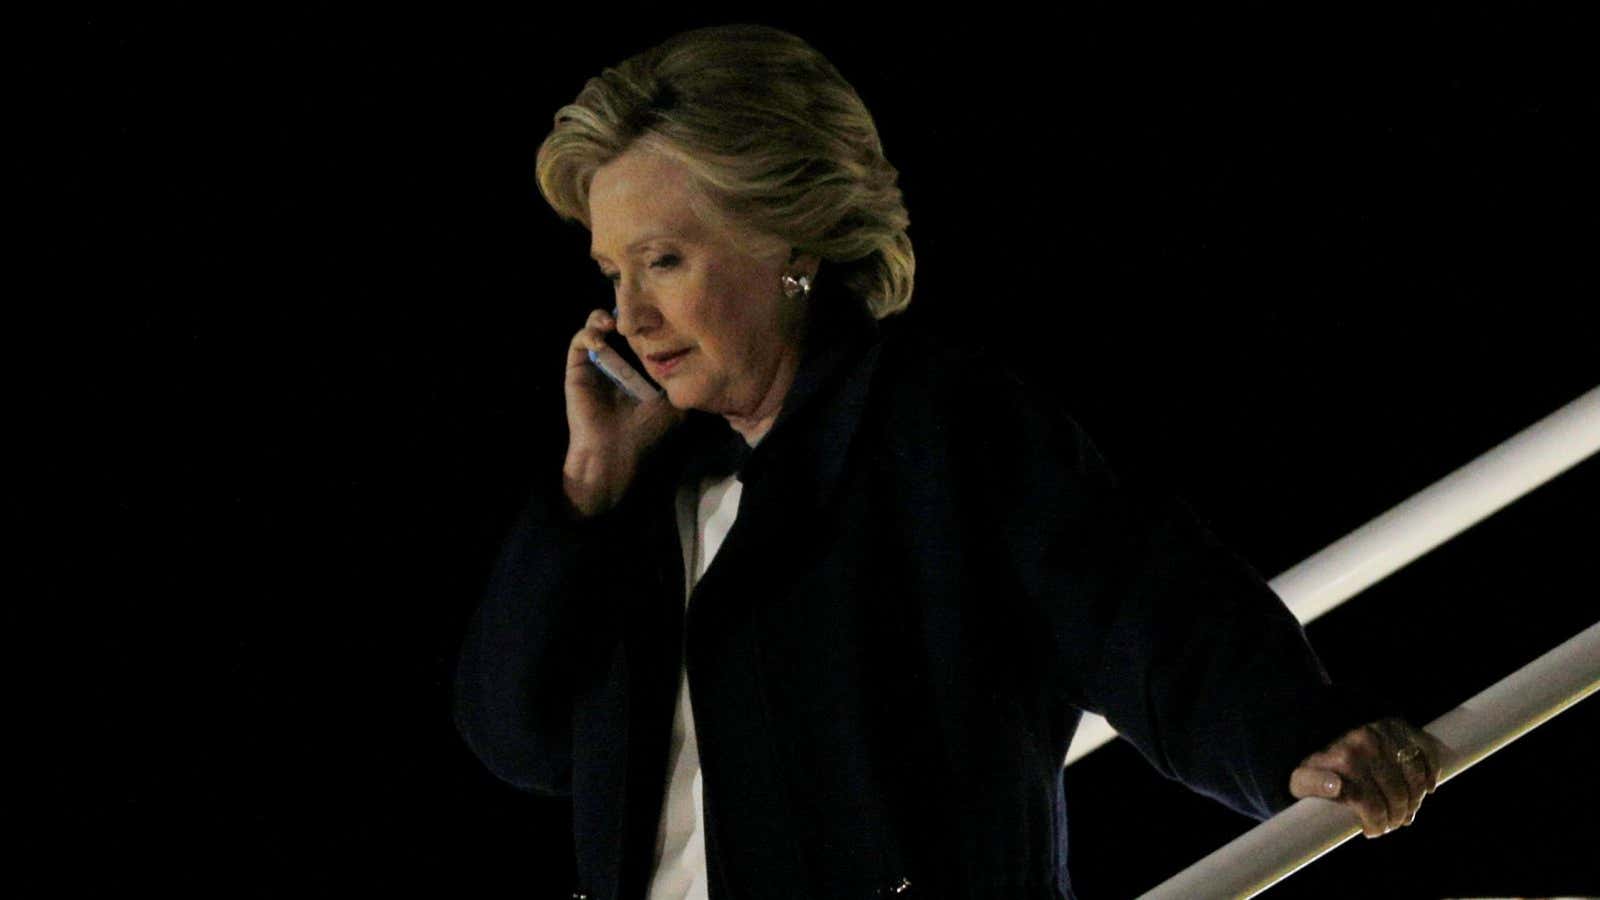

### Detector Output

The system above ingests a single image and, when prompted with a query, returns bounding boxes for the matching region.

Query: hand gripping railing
[1139,619,1600,899]
[1066,384,1600,766]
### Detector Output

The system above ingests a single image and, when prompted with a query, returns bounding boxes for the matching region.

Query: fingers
[1404,725,1445,794]
[567,308,619,372]
[1390,719,1448,833]
[1292,721,1437,838]
[1376,719,1433,825]
[1295,743,1395,837]
[1288,765,1345,802]
[1363,724,1415,831]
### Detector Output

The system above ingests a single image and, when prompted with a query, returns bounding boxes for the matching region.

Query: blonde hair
[536,24,915,319]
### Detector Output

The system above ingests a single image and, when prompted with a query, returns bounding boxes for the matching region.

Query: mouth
[645,347,692,375]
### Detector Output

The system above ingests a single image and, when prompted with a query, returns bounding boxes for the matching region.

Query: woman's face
[588,147,810,424]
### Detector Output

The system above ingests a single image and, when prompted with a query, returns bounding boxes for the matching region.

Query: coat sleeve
[961,367,1387,820]
[452,470,638,796]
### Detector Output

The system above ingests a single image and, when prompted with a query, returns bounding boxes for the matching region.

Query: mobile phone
[587,309,660,402]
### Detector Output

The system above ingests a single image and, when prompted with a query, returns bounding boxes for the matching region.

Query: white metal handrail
[1065,384,1600,766]
[1139,619,1600,899]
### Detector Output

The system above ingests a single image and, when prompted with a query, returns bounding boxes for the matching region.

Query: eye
[650,254,680,270]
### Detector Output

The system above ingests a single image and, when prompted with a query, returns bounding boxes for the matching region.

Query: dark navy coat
[454,286,1380,899]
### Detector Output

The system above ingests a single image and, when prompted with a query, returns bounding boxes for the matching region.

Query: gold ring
[1396,745,1425,767]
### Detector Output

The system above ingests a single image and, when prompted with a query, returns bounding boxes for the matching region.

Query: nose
[612,278,659,339]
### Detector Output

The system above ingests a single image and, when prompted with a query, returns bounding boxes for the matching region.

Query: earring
[781,273,813,300]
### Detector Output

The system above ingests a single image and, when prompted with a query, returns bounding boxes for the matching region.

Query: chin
[662,383,701,412]
[665,382,729,419]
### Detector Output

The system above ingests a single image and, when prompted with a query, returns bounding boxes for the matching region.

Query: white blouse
[646,468,744,900]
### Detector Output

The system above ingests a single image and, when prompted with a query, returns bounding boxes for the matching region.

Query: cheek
[693,265,770,349]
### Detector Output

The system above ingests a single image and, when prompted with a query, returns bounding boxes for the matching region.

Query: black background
[52,7,1596,897]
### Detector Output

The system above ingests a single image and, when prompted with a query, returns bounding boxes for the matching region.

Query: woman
[455,24,1442,899]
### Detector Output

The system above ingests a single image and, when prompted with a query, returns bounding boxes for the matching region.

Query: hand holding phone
[562,306,682,518]
[587,306,659,401]
[588,343,660,402]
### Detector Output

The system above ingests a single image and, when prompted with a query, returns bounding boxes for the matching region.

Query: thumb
[1289,766,1344,801]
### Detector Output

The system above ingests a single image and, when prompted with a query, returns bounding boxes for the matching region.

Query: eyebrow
[590,234,676,263]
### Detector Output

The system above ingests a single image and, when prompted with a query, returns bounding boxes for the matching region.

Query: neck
[727,416,775,447]
[722,350,799,446]
[723,317,810,447]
